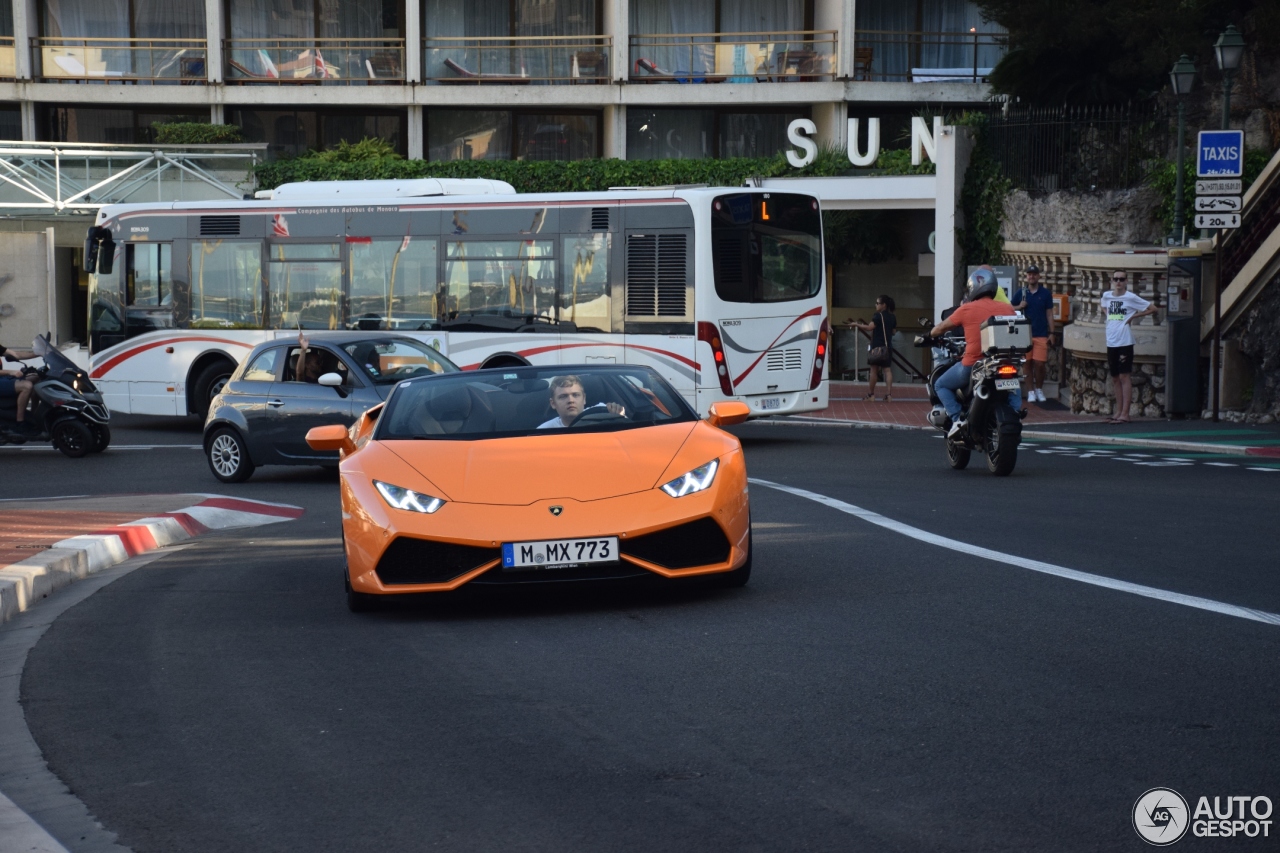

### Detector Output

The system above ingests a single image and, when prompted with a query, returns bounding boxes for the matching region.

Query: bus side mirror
[83,227,115,275]
[306,424,356,455]
[707,401,750,428]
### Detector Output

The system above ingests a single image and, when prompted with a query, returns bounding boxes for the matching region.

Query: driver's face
[551,383,585,420]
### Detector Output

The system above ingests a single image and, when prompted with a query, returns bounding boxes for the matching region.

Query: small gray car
[203,333,459,482]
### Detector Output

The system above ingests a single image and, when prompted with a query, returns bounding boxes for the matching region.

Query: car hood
[380,422,700,505]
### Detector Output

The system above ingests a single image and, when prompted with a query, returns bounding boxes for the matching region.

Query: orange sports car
[306,364,752,611]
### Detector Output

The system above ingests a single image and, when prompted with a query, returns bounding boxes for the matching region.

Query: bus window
[711,193,822,303]
[268,243,342,329]
[443,240,555,320]
[190,240,263,329]
[348,238,440,331]
[124,243,174,338]
[562,234,611,332]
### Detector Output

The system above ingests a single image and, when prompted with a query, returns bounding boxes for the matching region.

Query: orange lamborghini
[306,365,752,611]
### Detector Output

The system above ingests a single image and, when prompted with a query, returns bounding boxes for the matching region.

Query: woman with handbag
[844,295,897,401]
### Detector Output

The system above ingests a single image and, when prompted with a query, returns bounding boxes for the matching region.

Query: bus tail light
[809,318,830,390]
[697,321,734,396]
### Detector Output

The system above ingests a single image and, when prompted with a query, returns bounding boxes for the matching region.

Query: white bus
[83,178,829,419]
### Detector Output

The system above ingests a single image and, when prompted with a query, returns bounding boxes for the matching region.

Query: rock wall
[1230,266,1280,416]
[1068,355,1166,418]
[1002,188,1164,245]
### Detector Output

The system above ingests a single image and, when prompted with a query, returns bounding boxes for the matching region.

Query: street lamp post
[1168,55,1196,246]
[1211,24,1245,423]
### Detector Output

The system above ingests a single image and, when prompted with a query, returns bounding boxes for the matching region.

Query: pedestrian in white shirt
[1101,271,1157,423]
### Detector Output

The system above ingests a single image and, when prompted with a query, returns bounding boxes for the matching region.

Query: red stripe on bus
[729,306,824,387]
[90,336,253,379]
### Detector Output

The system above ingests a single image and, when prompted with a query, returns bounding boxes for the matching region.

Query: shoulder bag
[867,313,892,368]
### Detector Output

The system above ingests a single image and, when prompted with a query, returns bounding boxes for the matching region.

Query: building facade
[0,0,1005,159]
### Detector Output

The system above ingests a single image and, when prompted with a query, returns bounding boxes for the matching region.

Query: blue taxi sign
[1197,130,1245,177]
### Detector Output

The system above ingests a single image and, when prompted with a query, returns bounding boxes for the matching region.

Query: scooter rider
[929,268,1022,438]
[0,343,38,434]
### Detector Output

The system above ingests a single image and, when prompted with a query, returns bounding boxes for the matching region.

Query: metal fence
[984,104,1170,192]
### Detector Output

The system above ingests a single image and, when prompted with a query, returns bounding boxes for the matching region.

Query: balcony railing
[225,39,404,84]
[852,30,1006,83]
[424,36,610,84]
[629,31,836,83]
[0,38,15,79]
[34,38,207,83]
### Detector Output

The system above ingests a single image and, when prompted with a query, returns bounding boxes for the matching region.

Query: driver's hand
[606,402,626,417]
[298,330,309,349]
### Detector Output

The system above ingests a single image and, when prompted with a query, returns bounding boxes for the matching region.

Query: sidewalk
[0,494,304,623]
[776,382,1280,456]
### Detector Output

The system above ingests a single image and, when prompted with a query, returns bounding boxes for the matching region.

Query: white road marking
[1135,461,1194,467]
[0,444,201,451]
[1248,467,1280,472]
[750,477,1280,628]
[1204,462,1237,467]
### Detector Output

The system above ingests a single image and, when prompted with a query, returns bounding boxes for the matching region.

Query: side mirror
[318,372,344,387]
[306,424,356,455]
[707,400,750,428]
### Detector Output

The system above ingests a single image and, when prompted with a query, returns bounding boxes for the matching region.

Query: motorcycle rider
[929,268,1022,438]
[0,343,38,434]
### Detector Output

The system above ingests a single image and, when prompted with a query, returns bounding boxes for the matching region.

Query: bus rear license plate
[995,378,1020,391]
[760,398,781,410]
[502,537,618,570]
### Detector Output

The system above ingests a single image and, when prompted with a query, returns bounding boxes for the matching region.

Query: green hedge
[152,122,244,145]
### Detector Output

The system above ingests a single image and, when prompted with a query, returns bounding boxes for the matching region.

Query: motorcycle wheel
[89,422,111,453]
[985,418,1018,476]
[946,438,971,470]
[51,419,93,458]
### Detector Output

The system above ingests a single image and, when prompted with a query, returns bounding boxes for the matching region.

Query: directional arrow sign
[1194,213,1240,229]
[1195,196,1242,212]
[1197,130,1245,177]
[1197,179,1242,195]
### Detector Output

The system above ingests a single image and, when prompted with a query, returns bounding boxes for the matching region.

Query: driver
[0,344,37,434]
[538,375,625,429]
[293,332,327,383]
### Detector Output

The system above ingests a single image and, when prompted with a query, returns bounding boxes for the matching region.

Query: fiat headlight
[660,460,719,498]
[374,480,445,513]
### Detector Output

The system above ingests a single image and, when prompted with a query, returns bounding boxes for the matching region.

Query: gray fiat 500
[204,333,459,482]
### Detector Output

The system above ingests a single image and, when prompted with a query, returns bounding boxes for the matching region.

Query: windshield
[341,339,459,384]
[375,365,696,440]
[712,193,823,303]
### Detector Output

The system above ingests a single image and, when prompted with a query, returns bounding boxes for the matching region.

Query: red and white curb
[0,496,304,624]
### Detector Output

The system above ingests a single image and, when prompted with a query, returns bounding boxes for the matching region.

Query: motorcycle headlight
[374,480,445,514]
[660,460,719,498]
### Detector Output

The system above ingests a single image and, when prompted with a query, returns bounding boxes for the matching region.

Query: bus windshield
[711,193,822,303]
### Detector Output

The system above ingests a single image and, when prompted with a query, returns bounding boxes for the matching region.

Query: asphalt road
[5,416,1280,852]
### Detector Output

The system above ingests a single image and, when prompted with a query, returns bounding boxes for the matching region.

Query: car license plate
[760,397,781,410]
[995,378,1020,391]
[502,537,619,570]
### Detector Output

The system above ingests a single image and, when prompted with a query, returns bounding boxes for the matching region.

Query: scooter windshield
[34,336,77,374]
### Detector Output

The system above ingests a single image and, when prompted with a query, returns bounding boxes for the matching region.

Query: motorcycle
[0,334,111,458]
[914,318,1026,476]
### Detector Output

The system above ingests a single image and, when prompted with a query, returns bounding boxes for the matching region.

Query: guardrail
[423,35,610,84]
[34,38,207,83]
[225,39,404,84]
[629,31,836,83]
[851,29,1005,82]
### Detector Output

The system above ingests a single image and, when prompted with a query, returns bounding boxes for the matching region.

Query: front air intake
[620,517,732,569]
[375,537,501,585]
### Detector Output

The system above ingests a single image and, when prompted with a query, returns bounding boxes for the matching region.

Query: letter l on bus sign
[1197,130,1244,178]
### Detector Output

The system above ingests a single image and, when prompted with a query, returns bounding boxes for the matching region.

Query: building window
[41,0,205,39]
[854,0,1006,82]
[228,108,405,158]
[423,0,601,82]
[627,108,807,160]
[228,0,402,40]
[42,106,206,143]
[0,105,20,139]
[427,110,599,161]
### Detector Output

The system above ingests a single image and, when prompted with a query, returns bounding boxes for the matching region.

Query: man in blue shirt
[1012,264,1056,403]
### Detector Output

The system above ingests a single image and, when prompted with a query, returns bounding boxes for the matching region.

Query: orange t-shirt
[948,299,1017,366]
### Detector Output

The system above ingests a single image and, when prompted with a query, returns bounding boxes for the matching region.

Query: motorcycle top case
[980,315,1031,355]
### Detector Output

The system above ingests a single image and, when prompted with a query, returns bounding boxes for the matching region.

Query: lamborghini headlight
[660,460,719,498]
[374,480,445,513]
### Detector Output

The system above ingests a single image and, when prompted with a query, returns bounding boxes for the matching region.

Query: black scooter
[914,324,1025,476]
[0,335,111,458]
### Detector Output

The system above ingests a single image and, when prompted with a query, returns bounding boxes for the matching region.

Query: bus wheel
[192,361,235,420]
